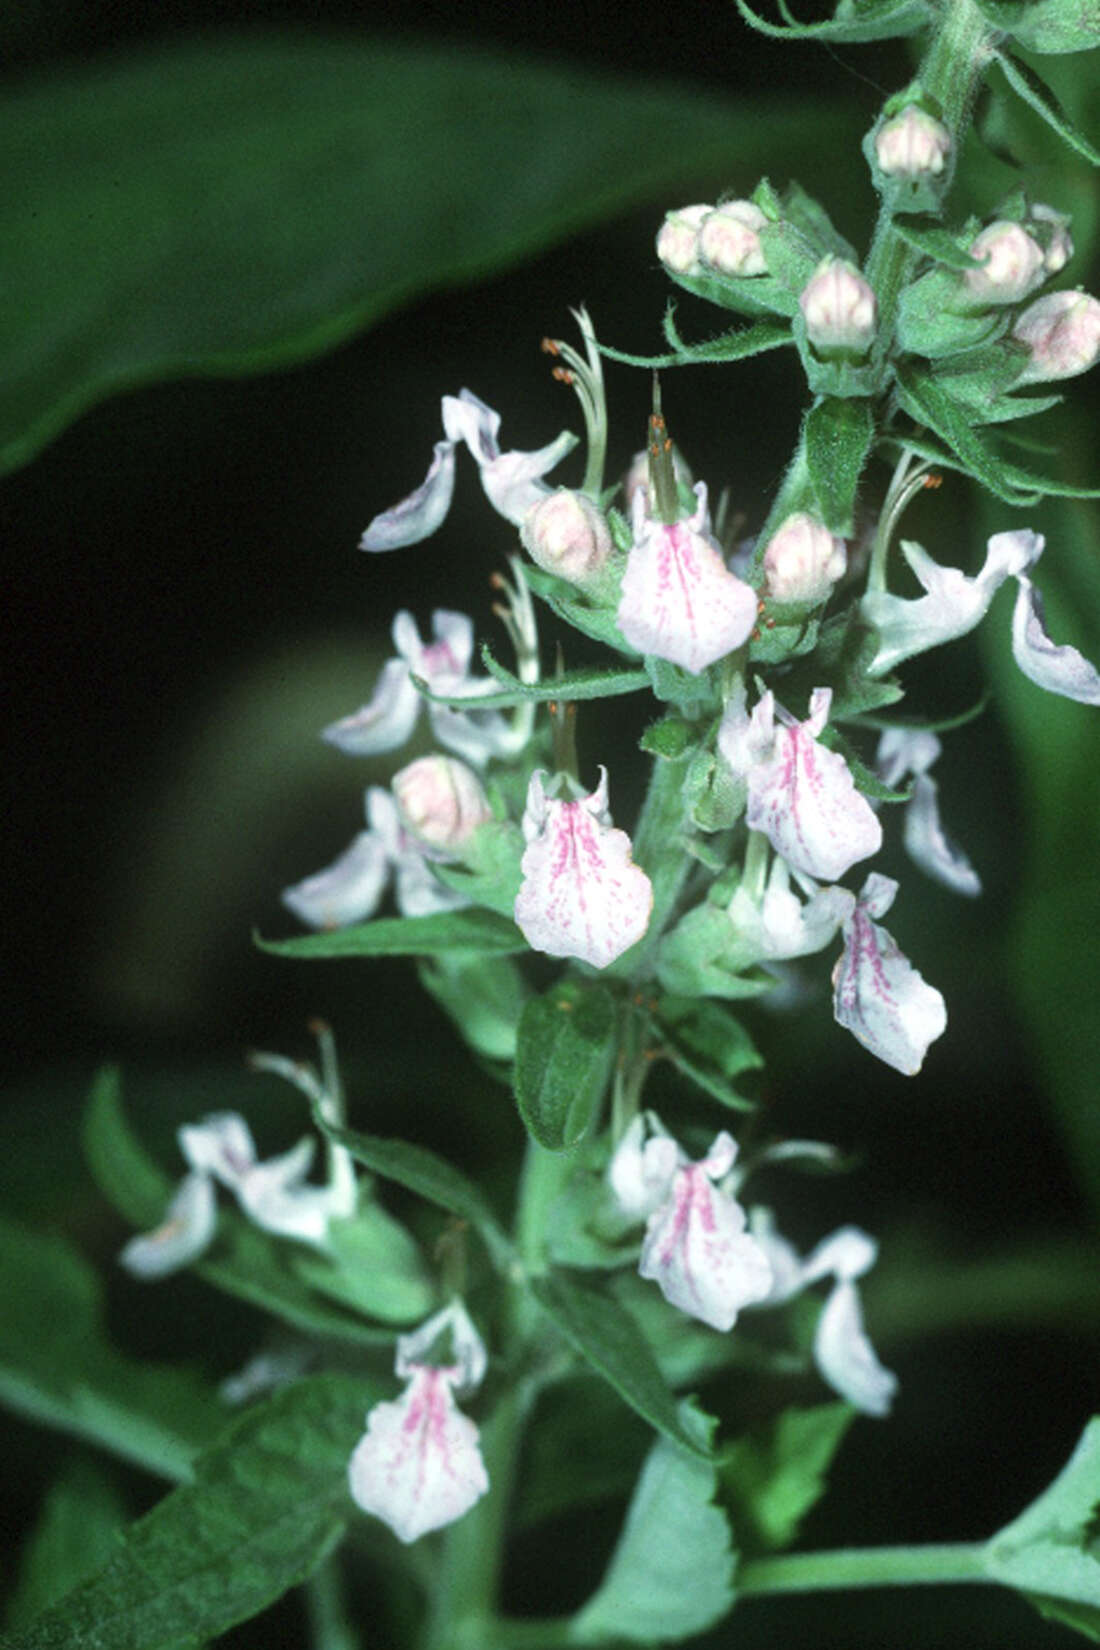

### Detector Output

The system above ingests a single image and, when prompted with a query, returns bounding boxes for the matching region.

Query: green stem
[615,751,692,979]
[737,1542,989,1596]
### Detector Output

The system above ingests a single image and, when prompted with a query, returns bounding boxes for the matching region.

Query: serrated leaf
[0,1215,224,1484]
[655,997,762,1110]
[895,362,1042,506]
[530,1272,712,1459]
[462,645,648,705]
[258,908,528,960]
[571,1408,735,1644]
[515,980,617,1152]
[804,397,874,533]
[994,51,1100,165]
[723,1402,855,1553]
[892,430,1100,503]
[0,1375,380,1650]
[310,1114,512,1269]
[891,220,982,269]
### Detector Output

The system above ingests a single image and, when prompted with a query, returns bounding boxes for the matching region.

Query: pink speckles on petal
[514,771,653,968]
[832,875,946,1074]
[618,502,756,675]
[348,1367,489,1544]
[639,1149,773,1331]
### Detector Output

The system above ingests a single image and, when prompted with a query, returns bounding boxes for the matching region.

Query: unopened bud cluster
[657,199,768,279]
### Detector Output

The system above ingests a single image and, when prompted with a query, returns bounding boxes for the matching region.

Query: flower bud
[799,258,877,357]
[874,105,951,178]
[965,221,1045,304]
[698,200,768,277]
[1029,203,1074,275]
[655,204,711,276]
[392,756,492,854]
[520,489,612,589]
[762,512,847,605]
[1012,289,1100,384]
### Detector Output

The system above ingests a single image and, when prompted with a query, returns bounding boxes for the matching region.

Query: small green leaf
[293,1205,435,1325]
[723,1403,855,1553]
[571,1408,736,1644]
[978,0,1100,53]
[994,51,1100,164]
[515,980,617,1152]
[891,220,982,269]
[0,1215,223,1483]
[466,645,648,705]
[985,1418,1100,1638]
[601,318,793,367]
[639,716,698,759]
[312,1115,512,1269]
[519,564,637,653]
[804,397,875,533]
[655,997,763,1111]
[258,908,529,960]
[735,0,931,41]
[1,1375,381,1650]
[895,362,1042,506]
[530,1272,712,1459]
[418,951,528,1066]
[82,1064,173,1227]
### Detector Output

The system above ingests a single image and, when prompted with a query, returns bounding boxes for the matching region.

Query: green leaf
[722,1403,855,1553]
[83,1069,391,1348]
[891,220,982,270]
[600,317,793,368]
[735,0,931,41]
[1,36,866,474]
[418,951,528,1066]
[530,1272,712,1459]
[978,0,1100,53]
[465,645,648,706]
[514,980,617,1152]
[4,1457,128,1633]
[804,397,875,534]
[639,716,698,760]
[571,1408,736,1644]
[985,1418,1100,1639]
[292,1205,436,1325]
[0,1214,223,1483]
[994,51,1100,164]
[1,1375,380,1650]
[258,908,529,960]
[311,1115,512,1269]
[655,997,763,1111]
[895,362,1042,506]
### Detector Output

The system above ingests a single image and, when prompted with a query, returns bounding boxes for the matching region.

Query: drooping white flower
[861,530,1042,676]
[718,687,882,882]
[607,1112,682,1223]
[181,1112,355,1247]
[806,1228,898,1417]
[617,483,757,675]
[348,1301,489,1544]
[723,856,856,972]
[360,390,576,551]
[514,768,653,969]
[119,1171,217,1279]
[1011,577,1100,705]
[876,728,981,896]
[637,1130,774,1331]
[323,609,515,768]
[832,873,947,1075]
[280,830,390,931]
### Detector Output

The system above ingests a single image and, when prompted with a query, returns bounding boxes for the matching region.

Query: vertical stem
[613,751,693,979]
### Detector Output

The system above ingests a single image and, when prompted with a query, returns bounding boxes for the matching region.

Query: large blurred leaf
[0,33,867,472]
[1,1374,378,1650]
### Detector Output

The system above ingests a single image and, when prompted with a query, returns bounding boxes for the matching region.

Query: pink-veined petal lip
[639,1143,773,1331]
[360,439,457,551]
[744,688,882,882]
[322,659,421,757]
[119,1171,217,1279]
[513,768,653,968]
[347,1368,489,1543]
[618,487,756,674]
[905,773,981,895]
[832,873,947,1074]
[1012,576,1100,705]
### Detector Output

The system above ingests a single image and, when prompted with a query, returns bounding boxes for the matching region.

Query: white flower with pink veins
[514,768,653,969]
[832,872,947,1074]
